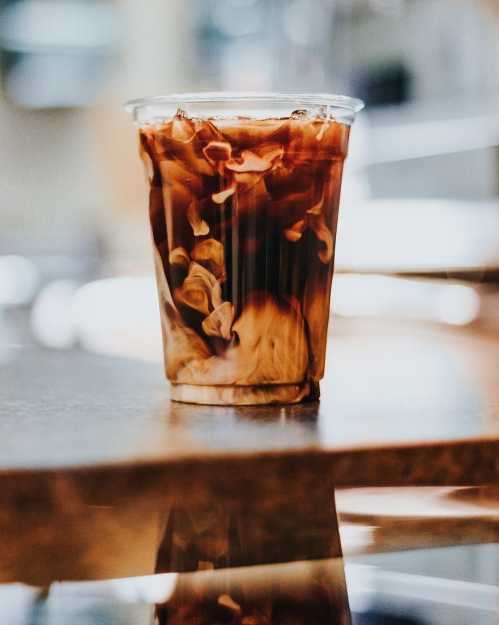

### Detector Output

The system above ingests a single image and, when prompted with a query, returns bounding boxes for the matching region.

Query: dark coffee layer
[139,111,350,403]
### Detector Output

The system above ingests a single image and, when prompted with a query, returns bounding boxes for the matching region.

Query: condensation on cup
[126,93,363,405]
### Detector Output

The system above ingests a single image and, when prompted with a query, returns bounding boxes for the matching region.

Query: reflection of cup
[153,473,349,625]
[126,94,363,405]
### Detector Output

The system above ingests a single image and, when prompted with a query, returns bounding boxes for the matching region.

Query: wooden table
[0,318,498,585]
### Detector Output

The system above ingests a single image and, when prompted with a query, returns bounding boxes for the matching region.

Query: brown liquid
[140,111,350,404]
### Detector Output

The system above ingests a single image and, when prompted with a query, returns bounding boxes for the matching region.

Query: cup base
[170,382,314,406]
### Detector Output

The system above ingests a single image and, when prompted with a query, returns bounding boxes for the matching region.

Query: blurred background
[0,1,498,624]
[1,0,499,357]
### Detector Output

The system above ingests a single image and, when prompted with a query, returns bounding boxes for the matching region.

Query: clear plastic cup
[126,93,363,405]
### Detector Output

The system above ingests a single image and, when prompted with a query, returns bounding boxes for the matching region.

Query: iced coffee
[130,95,362,405]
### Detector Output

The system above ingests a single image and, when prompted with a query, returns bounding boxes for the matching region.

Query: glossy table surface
[1,317,498,584]
[2,545,498,625]
[1,317,498,475]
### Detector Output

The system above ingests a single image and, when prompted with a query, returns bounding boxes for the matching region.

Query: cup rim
[124,91,365,116]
